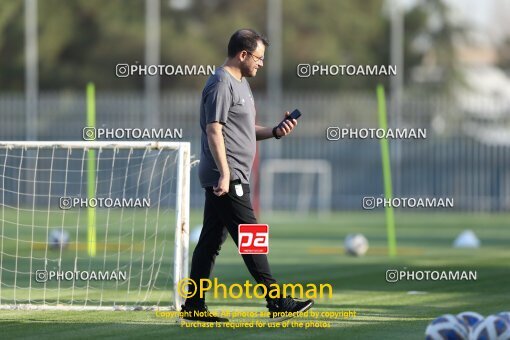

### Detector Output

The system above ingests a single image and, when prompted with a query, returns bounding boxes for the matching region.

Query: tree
[0,0,467,92]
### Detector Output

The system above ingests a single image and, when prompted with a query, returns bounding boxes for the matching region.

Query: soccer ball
[425,314,469,340]
[344,233,369,256]
[457,311,484,329]
[48,229,70,250]
[497,312,510,324]
[470,315,510,340]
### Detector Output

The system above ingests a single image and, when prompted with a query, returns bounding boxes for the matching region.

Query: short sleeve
[203,80,232,125]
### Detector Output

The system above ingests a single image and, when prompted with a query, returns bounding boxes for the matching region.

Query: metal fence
[1,91,509,211]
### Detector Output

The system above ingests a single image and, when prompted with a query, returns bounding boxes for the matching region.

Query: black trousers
[186,181,277,304]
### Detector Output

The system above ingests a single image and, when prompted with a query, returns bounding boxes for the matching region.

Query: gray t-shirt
[199,67,256,188]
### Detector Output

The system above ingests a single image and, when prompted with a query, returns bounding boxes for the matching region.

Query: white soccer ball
[497,312,510,324]
[344,233,369,256]
[425,314,469,340]
[470,315,510,340]
[48,229,70,250]
[457,311,484,329]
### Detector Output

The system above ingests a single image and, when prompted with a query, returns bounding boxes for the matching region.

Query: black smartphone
[278,109,302,128]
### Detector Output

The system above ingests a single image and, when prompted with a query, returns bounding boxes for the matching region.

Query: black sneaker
[266,296,314,322]
[180,302,229,322]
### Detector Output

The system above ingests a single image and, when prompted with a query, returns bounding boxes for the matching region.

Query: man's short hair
[227,29,269,58]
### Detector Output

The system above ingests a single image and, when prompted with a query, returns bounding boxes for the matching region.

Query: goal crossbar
[0,141,184,150]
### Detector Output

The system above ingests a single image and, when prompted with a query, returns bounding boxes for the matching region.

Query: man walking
[181,29,313,322]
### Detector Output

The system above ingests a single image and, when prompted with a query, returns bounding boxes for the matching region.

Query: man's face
[240,40,265,78]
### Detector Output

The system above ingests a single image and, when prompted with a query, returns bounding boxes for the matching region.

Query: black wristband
[272,126,281,139]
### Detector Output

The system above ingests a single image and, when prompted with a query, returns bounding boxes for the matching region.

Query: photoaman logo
[238,224,268,254]
[177,278,333,300]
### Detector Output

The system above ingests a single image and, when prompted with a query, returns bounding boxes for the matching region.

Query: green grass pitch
[0,210,509,339]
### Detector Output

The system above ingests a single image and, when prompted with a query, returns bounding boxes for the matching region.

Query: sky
[443,0,510,44]
[397,0,510,44]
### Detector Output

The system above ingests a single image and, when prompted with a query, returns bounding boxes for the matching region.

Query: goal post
[260,159,332,215]
[173,143,190,310]
[0,141,190,310]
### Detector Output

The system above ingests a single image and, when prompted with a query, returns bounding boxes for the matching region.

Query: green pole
[376,84,397,257]
[86,82,96,257]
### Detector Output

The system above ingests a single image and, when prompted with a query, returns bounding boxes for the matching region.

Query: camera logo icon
[297,64,311,78]
[326,127,341,141]
[362,197,376,210]
[116,63,130,78]
[386,270,399,283]
[35,270,48,283]
[59,197,73,210]
[82,127,96,141]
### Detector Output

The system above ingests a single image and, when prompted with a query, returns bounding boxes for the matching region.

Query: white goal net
[0,141,190,310]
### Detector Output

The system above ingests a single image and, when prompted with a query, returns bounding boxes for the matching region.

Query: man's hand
[213,174,230,196]
[276,111,298,138]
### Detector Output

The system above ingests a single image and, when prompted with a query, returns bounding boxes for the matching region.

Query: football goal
[260,159,332,215]
[0,141,190,311]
